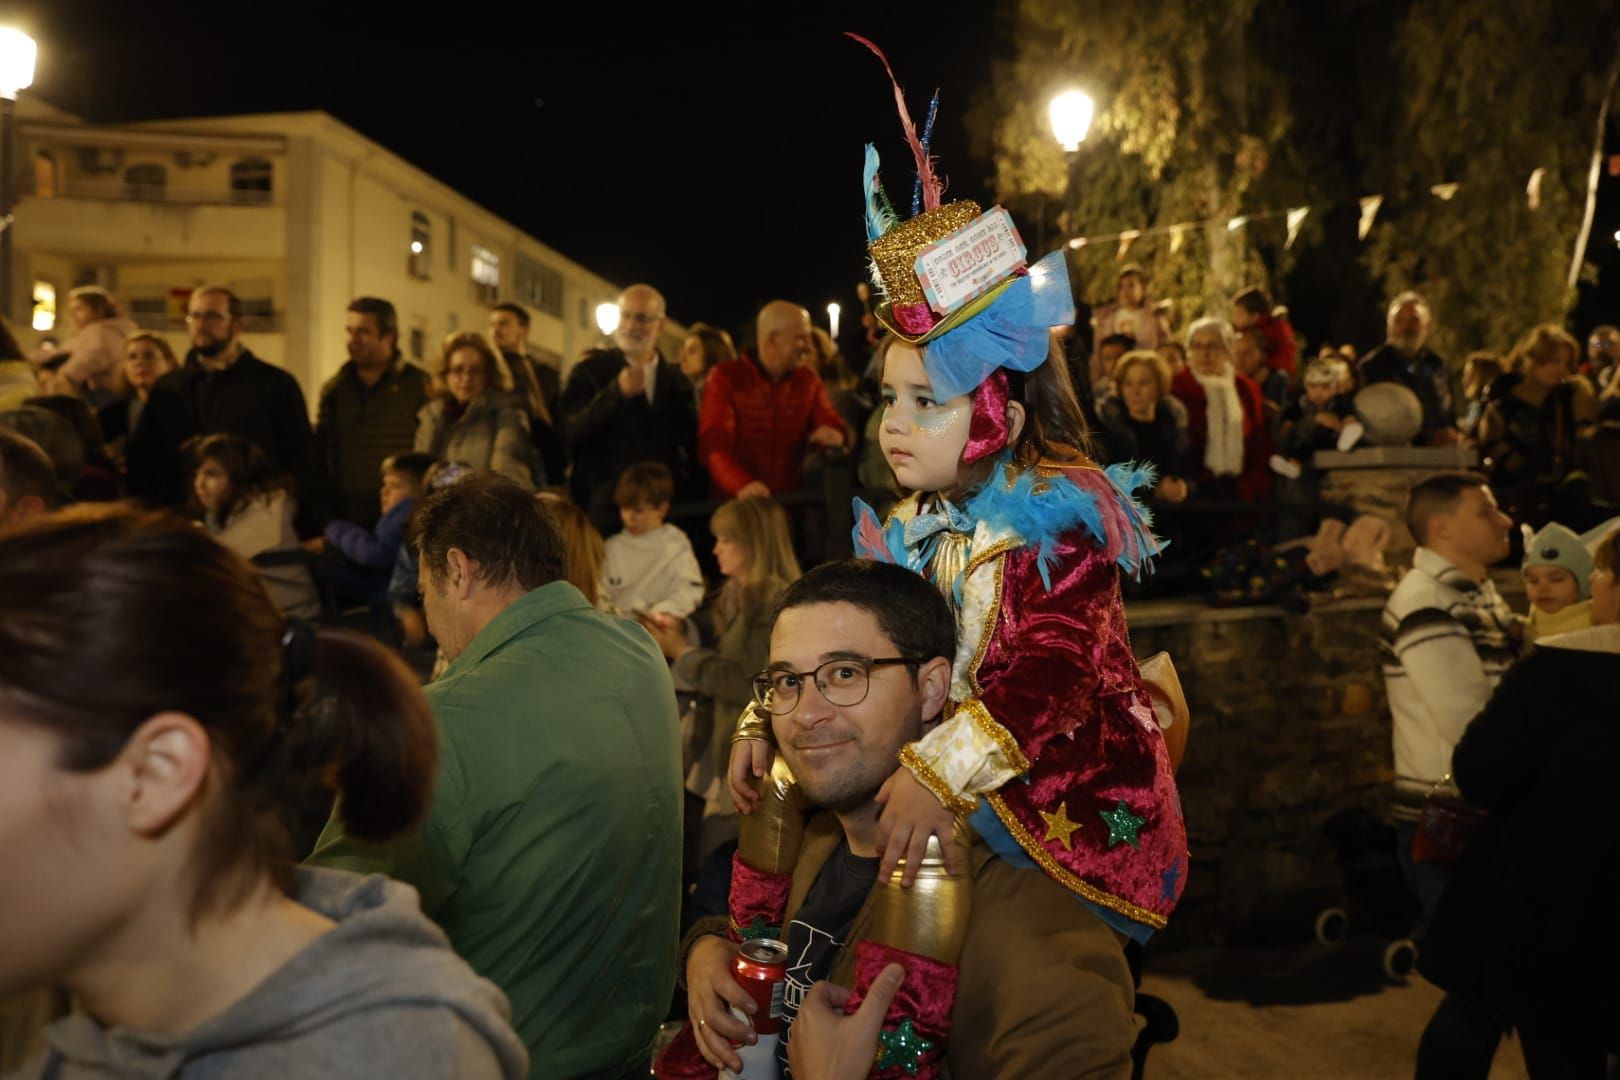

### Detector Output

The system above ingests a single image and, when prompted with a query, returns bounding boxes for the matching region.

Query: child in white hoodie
[601,461,704,618]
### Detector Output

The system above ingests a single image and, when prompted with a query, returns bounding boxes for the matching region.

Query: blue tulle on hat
[920,250,1076,402]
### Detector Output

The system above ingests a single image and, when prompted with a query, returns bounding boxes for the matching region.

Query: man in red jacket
[698,300,849,499]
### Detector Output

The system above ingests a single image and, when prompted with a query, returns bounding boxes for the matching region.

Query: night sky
[18,2,1620,347]
[25,4,1002,346]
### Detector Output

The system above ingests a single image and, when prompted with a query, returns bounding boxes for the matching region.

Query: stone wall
[1315,446,1478,569]
[1130,596,1394,948]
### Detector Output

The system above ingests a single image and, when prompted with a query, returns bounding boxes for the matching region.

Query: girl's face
[1119,362,1161,415]
[1523,564,1580,615]
[1529,351,1568,390]
[123,341,173,393]
[1305,383,1337,406]
[679,336,706,379]
[445,347,489,405]
[713,533,751,580]
[66,298,93,330]
[194,460,231,512]
[0,715,143,999]
[879,343,971,493]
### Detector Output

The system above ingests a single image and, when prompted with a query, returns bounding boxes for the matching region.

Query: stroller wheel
[1383,938,1418,980]
[1314,907,1350,946]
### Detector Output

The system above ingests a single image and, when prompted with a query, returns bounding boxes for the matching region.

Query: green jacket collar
[445,580,591,676]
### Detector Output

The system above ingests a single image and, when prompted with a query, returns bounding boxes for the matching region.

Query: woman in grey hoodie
[0,506,528,1079]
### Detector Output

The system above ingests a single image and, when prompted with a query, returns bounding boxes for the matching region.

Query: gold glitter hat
[851,33,1054,358]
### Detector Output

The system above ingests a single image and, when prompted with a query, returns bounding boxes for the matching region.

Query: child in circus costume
[691,38,1188,1080]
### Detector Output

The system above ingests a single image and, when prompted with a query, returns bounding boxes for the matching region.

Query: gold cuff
[898,745,977,816]
[958,698,1032,775]
[730,703,772,744]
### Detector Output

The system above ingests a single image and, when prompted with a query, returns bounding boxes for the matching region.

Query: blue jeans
[1394,819,1450,938]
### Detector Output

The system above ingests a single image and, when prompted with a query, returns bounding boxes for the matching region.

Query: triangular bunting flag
[1169,224,1188,254]
[1116,229,1140,260]
[1430,183,1459,201]
[1358,195,1383,240]
[1285,206,1310,249]
[1527,167,1546,211]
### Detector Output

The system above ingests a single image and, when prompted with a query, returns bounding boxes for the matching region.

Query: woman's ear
[117,712,212,837]
[1004,399,1027,446]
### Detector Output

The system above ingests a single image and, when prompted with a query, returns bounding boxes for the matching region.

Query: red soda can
[731,938,788,1035]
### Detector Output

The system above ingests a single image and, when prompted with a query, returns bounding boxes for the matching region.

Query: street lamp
[0,28,36,323]
[595,301,621,336]
[1048,89,1094,152]
[827,301,841,340]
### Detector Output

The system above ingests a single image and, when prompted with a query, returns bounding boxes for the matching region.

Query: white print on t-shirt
[781,919,842,1017]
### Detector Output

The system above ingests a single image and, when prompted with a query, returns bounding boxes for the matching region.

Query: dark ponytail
[0,505,437,921]
[313,628,436,842]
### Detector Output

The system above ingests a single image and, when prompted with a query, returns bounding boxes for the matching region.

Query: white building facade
[16,99,676,400]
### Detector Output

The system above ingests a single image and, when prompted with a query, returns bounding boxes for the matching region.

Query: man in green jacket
[309,474,682,1079]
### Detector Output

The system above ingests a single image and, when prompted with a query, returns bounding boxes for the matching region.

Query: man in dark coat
[560,284,696,535]
[127,286,317,528]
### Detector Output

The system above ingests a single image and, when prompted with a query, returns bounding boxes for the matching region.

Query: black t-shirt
[776,839,880,1076]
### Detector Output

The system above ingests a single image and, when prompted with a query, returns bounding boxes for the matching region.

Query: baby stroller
[1316,807,1422,979]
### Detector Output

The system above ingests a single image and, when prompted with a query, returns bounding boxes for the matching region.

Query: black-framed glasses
[751,656,922,716]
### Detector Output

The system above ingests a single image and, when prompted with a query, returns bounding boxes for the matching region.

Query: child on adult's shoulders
[307,452,436,613]
[1520,519,1620,643]
[601,461,705,619]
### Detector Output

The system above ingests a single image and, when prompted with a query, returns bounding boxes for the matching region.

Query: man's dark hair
[0,407,81,494]
[1100,332,1136,353]
[382,451,439,489]
[615,461,674,508]
[1405,471,1489,545]
[347,297,399,342]
[409,473,563,591]
[491,302,531,330]
[0,427,64,508]
[1233,287,1271,317]
[772,560,957,666]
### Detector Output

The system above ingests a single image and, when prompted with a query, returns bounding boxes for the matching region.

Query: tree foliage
[972,0,1620,359]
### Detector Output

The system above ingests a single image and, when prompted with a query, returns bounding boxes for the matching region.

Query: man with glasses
[1584,324,1619,392]
[560,283,697,534]
[682,559,1137,1078]
[127,286,317,524]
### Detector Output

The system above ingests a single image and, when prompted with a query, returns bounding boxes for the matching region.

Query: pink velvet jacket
[870,460,1188,930]
[967,529,1186,928]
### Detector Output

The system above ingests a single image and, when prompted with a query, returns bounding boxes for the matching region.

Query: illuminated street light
[1048,89,1094,153]
[827,301,841,340]
[0,29,35,99]
[410,240,424,254]
[595,302,621,336]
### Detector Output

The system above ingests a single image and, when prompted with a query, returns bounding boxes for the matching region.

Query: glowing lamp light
[0,29,36,100]
[827,301,841,339]
[1048,90,1094,152]
[595,302,621,336]
[410,240,424,254]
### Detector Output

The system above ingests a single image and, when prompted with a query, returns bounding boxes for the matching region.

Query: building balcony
[131,311,284,334]
[26,176,279,208]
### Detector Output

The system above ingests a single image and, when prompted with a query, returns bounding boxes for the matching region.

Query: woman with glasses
[638,495,802,863]
[414,333,535,489]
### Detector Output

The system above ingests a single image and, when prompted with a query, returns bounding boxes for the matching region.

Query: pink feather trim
[846,32,943,212]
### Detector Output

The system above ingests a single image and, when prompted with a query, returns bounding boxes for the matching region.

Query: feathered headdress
[850,33,1074,405]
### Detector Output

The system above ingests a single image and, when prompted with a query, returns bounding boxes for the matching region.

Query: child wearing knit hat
[1520,518,1620,642]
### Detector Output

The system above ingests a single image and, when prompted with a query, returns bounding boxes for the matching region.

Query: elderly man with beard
[560,283,698,535]
[1359,291,1458,446]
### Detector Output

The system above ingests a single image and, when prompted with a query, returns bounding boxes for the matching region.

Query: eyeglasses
[751,656,921,716]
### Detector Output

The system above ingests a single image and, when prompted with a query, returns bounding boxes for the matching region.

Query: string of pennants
[1063,168,1553,260]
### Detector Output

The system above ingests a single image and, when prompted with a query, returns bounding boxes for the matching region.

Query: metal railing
[130,311,285,333]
